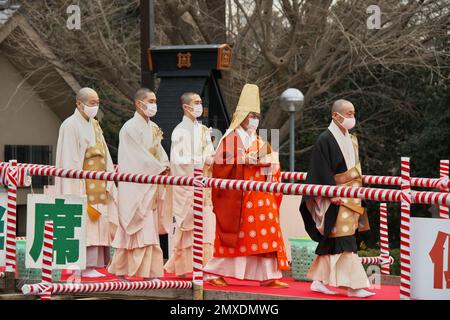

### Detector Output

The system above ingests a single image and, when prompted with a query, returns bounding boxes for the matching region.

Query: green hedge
[358,248,400,276]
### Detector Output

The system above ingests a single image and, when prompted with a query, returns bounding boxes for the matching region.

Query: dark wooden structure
[140,0,155,90]
[148,44,232,152]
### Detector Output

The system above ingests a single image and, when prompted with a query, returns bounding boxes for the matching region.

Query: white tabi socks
[82,268,106,278]
[310,280,338,295]
[347,288,376,298]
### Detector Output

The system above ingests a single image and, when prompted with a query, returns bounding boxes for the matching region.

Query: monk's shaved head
[331,99,354,114]
[134,88,155,102]
[76,87,98,104]
[180,92,202,115]
[180,92,199,106]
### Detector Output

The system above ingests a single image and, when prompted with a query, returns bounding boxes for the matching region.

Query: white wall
[279,195,308,261]
[0,54,63,208]
[0,54,62,164]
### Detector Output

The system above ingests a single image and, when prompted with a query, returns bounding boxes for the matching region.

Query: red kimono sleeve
[211,133,245,248]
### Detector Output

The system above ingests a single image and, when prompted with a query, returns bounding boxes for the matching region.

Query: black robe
[300,129,363,255]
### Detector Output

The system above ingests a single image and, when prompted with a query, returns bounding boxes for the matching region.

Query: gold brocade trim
[149,123,164,161]
[335,166,361,185]
[201,125,213,205]
[83,120,108,210]
[203,163,212,205]
[329,164,370,238]
[148,123,165,210]
[201,125,212,154]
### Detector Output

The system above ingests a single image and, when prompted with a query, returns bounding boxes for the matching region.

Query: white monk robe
[55,109,118,268]
[108,112,169,278]
[164,115,216,276]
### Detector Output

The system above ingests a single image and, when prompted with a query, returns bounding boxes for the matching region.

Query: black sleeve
[300,133,339,242]
[305,134,336,189]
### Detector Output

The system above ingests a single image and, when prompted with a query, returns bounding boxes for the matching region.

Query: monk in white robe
[55,87,118,278]
[108,88,170,279]
[164,92,216,277]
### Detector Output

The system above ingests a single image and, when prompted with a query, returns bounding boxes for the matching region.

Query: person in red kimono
[203,84,289,288]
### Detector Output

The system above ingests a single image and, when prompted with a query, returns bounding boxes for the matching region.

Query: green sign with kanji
[26,194,87,269]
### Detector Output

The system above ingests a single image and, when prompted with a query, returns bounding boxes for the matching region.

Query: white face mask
[190,104,203,118]
[247,118,259,132]
[83,104,99,119]
[337,112,356,130]
[143,102,157,117]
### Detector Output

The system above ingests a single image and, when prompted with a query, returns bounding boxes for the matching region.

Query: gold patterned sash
[83,120,109,220]
[149,122,165,210]
[329,135,370,238]
[201,125,213,205]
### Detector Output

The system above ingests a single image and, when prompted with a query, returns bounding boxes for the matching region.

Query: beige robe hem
[108,245,164,278]
[307,252,370,290]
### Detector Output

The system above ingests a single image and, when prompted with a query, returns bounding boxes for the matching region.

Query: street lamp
[280,88,304,173]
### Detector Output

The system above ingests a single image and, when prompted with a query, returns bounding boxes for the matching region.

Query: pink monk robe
[108,112,169,278]
[55,109,118,272]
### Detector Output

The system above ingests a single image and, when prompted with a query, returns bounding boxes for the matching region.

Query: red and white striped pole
[439,160,449,219]
[22,280,193,296]
[379,203,390,275]
[5,160,18,275]
[41,220,54,301]
[361,256,394,265]
[192,166,204,300]
[400,157,412,300]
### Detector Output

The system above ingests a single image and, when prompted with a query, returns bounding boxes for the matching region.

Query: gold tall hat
[224,84,261,137]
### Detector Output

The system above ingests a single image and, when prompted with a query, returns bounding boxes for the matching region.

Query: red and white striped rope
[0,162,31,188]
[192,167,204,285]
[205,177,450,205]
[3,163,450,190]
[364,175,450,189]
[0,163,195,188]
[280,172,308,181]
[22,280,193,295]
[5,160,17,273]
[439,160,449,219]
[361,255,394,266]
[379,203,390,275]
[400,157,411,300]
[0,162,118,173]
[411,191,450,206]
[1,162,449,205]
[2,162,450,190]
[40,220,54,301]
[280,172,450,189]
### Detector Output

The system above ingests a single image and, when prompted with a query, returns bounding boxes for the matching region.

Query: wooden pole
[140,0,155,90]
